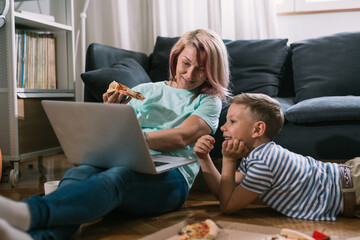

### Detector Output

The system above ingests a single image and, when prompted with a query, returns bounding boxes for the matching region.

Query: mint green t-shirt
[129,81,222,188]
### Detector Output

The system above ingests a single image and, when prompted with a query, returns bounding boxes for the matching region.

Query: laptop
[41,100,197,174]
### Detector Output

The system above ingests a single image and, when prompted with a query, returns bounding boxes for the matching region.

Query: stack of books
[16,29,56,89]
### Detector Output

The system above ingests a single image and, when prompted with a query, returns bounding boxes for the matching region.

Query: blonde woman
[0,29,230,240]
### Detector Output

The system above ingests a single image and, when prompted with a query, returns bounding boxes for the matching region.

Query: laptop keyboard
[154,161,169,167]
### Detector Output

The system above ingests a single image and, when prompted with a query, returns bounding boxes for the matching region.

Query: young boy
[194,93,359,221]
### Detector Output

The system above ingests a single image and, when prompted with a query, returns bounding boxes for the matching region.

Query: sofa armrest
[85,43,149,72]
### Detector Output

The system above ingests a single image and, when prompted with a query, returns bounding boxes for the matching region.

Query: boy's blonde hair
[230,93,284,140]
[169,29,230,99]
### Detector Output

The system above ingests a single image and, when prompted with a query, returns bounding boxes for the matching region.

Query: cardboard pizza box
[140,220,281,240]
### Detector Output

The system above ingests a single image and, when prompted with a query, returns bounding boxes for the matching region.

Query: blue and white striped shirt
[239,142,342,221]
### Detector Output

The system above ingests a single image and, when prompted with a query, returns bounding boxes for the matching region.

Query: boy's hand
[194,135,215,159]
[222,139,249,162]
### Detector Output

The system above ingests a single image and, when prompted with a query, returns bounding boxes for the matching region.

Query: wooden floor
[1,153,360,240]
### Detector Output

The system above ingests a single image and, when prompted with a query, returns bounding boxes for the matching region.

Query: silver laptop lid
[42,100,158,174]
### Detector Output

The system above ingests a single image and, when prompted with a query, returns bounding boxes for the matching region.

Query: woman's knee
[60,165,102,187]
[116,169,189,215]
[96,167,135,186]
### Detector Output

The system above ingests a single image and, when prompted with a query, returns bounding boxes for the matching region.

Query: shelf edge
[14,12,73,31]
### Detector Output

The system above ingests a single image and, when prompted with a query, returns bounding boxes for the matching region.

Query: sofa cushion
[225,39,288,97]
[81,58,151,102]
[274,97,295,116]
[291,32,360,103]
[285,96,360,123]
[86,43,149,72]
[148,36,180,82]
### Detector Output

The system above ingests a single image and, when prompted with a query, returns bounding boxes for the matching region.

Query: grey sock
[0,196,31,231]
[0,218,33,240]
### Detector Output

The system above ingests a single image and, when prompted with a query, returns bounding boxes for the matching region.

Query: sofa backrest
[82,37,296,102]
[147,36,294,99]
[290,31,360,103]
[85,43,149,72]
[148,36,180,83]
[82,31,360,103]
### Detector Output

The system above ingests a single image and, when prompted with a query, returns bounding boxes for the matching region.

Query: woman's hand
[222,139,249,163]
[102,91,132,104]
[194,135,215,159]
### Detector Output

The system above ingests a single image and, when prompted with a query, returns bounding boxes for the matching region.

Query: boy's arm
[194,135,221,199]
[219,139,260,214]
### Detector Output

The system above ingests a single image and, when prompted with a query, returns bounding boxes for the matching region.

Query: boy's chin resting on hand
[222,139,249,161]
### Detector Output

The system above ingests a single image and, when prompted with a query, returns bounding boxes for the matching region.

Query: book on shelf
[16,29,56,90]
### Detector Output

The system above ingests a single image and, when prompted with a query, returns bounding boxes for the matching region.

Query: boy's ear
[252,121,266,138]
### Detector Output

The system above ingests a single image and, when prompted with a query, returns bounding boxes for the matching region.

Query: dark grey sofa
[81,31,360,160]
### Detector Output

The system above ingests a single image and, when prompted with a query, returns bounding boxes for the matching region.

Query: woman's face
[174,45,207,90]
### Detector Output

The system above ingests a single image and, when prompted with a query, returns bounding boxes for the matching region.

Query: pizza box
[140,220,283,240]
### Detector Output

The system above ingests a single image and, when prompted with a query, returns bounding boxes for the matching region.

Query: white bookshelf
[0,0,75,186]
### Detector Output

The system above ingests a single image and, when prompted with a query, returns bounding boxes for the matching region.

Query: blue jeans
[24,165,189,240]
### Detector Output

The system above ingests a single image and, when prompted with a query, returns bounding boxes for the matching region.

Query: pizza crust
[107,81,119,93]
[204,219,220,239]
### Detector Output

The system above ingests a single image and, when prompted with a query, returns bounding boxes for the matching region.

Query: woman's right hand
[102,91,132,104]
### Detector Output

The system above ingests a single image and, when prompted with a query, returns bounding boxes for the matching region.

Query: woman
[0,29,229,240]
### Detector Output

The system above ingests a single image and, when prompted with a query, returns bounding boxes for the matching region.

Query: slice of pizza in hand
[166,219,220,240]
[107,81,145,101]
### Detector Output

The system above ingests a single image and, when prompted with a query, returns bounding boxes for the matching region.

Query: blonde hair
[230,93,284,140]
[169,29,230,99]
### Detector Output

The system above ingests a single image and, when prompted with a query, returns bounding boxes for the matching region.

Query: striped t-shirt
[239,141,342,221]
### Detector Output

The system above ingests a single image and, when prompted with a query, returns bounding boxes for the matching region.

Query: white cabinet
[0,0,75,185]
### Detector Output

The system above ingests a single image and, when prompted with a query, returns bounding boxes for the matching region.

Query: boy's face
[220,103,256,145]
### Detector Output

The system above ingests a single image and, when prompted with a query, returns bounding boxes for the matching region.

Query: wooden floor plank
[1,153,359,239]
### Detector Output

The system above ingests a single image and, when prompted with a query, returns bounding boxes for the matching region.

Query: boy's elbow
[220,203,237,215]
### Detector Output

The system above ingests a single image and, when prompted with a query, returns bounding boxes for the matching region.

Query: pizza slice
[271,229,315,240]
[107,81,145,100]
[166,219,220,240]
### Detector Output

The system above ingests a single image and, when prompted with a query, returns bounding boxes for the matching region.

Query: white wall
[276,11,360,42]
